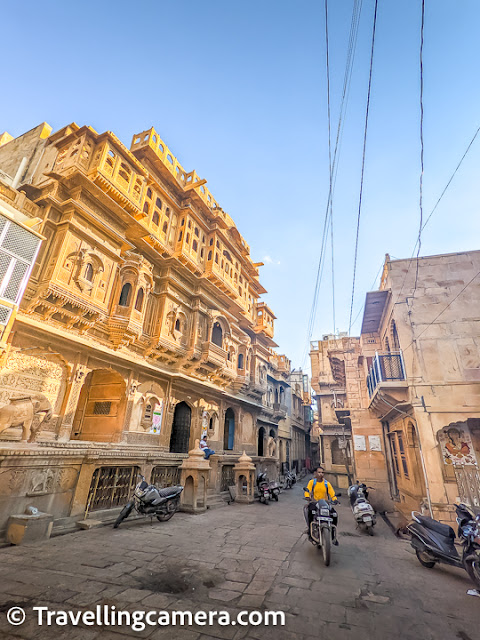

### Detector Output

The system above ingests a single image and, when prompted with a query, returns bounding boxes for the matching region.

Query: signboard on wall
[353,435,366,451]
[150,401,164,434]
[368,435,382,452]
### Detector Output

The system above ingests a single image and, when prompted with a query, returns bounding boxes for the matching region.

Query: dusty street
[0,480,478,640]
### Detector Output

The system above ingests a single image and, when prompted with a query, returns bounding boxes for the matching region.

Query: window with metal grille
[3,261,28,302]
[0,304,12,326]
[86,466,139,514]
[220,465,235,491]
[150,466,180,488]
[93,401,111,415]
[1,220,40,262]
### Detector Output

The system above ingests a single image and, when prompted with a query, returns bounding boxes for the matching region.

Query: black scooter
[407,503,480,588]
[257,473,280,503]
[113,474,184,528]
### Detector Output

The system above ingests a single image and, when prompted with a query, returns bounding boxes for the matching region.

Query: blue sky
[2,1,479,370]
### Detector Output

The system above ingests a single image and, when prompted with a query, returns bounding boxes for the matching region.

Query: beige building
[0,121,291,535]
[310,335,356,489]
[311,251,480,522]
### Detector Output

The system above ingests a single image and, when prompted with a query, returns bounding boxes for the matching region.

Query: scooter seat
[415,514,455,539]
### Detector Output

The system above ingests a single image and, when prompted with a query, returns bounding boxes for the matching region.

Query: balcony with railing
[366,351,409,415]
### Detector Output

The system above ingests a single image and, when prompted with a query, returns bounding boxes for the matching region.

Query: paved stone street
[0,480,478,640]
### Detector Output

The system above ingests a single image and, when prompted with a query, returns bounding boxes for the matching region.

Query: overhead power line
[348,0,379,334]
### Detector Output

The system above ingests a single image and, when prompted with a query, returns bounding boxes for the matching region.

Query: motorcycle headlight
[320,507,330,516]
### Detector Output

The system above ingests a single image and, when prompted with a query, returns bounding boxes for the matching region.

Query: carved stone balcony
[201,341,227,370]
[273,402,288,418]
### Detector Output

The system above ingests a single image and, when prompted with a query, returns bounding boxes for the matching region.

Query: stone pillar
[179,439,210,513]
[234,451,256,503]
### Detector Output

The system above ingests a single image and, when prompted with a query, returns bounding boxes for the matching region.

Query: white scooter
[348,481,376,535]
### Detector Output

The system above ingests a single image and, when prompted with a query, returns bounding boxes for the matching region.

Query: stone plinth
[7,509,54,545]
[234,451,256,503]
[179,439,210,513]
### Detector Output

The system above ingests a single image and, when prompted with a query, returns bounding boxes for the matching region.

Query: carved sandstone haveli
[0,121,294,534]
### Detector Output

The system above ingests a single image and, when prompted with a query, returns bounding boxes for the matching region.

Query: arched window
[84,263,94,282]
[238,353,244,369]
[146,188,152,199]
[175,318,181,332]
[135,288,144,312]
[178,231,183,242]
[212,322,223,347]
[152,211,160,226]
[192,239,198,251]
[156,197,163,209]
[118,282,132,307]
[143,202,149,214]
[162,221,168,234]
[208,251,212,261]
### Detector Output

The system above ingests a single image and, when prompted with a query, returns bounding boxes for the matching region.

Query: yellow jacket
[304,478,337,501]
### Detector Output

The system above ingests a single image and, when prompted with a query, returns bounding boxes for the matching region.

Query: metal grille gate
[220,465,235,492]
[454,465,480,512]
[86,466,139,516]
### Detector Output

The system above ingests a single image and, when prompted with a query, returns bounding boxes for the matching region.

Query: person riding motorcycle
[304,466,339,545]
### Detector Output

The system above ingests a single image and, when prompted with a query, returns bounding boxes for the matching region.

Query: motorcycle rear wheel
[273,493,279,502]
[465,552,480,589]
[113,502,134,529]
[366,524,374,536]
[157,499,179,522]
[321,528,331,566]
[415,549,436,568]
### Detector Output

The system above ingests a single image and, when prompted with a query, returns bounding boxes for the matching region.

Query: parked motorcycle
[348,481,376,535]
[283,470,297,489]
[407,503,480,588]
[304,486,339,566]
[113,475,184,528]
[257,473,280,503]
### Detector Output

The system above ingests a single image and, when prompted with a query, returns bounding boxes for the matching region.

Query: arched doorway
[170,402,192,453]
[224,408,235,450]
[72,369,127,442]
[258,426,265,456]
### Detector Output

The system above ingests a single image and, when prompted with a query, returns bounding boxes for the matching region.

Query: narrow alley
[0,481,477,640]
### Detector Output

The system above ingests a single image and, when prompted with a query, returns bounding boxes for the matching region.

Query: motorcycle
[348,481,376,535]
[283,470,297,489]
[257,473,280,503]
[113,474,184,528]
[407,503,480,588]
[304,486,339,566]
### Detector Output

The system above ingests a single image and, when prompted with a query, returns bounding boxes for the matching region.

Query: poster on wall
[353,435,366,451]
[368,435,382,452]
[439,426,477,466]
[150,401,164,434]
[202,410,209,438]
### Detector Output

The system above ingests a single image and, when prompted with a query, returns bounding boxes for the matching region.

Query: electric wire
[414,0,425,292]
[325,0,336,336]
[302,1,363,368]
[348,0,379,334]
[402,269,480,353]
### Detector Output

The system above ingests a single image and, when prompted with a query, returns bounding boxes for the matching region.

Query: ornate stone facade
[0,121,301,535]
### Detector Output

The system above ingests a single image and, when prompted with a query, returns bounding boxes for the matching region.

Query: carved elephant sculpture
[0,393,53,442]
